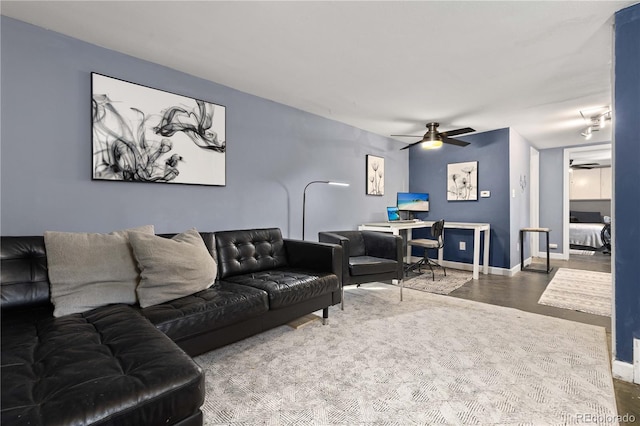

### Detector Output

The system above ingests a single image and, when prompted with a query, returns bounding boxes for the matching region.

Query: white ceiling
[2,1,635,150]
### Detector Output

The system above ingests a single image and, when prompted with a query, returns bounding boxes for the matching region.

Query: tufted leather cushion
[140,281,269,342]
[349,256,399,276]
[215,228,288,279]
[1,236,50,310]
[1,304,204,425]
[223,268,340,309]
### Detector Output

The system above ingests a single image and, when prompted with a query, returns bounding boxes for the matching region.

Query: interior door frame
[562,143,612,260]
[529,147,540,257]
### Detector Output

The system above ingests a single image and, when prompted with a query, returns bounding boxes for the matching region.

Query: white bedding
[569,223,604,248]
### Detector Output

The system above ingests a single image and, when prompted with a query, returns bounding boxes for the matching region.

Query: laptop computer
[387,206,401,221]
[387,206,420,223]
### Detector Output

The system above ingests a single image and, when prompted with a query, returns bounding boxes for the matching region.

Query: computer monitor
[397,192,430,212]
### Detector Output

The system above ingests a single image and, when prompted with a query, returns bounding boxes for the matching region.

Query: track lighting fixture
[579,108,611,139]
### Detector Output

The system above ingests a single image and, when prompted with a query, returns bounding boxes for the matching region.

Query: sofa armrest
[283,239,343,285]
[318,232,350,286]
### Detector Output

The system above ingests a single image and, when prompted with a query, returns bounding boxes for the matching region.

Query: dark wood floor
[447,252,640,424]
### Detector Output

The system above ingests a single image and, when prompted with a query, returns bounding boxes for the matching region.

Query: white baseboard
[438,260,517,277]
[612,359,635,383]
[530,252,564,260]
[635,337,640,384]
[406,257,537,278]
[505,264,525,277]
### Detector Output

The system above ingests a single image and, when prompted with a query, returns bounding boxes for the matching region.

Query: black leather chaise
[1,228,342,425]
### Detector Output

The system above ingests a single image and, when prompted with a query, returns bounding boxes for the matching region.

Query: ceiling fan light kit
[393,122,475,151]
[422,140,443,149]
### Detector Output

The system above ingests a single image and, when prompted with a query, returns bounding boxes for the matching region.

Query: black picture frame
[366,155,384,196]
[447,161,478,201]
[91,73,226,186]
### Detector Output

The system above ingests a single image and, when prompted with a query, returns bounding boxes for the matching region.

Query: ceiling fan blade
[391,134,424,137]
[440,127,475,137]
[571,163,599,169]
[399,140,424,150]
[442,137,470,147]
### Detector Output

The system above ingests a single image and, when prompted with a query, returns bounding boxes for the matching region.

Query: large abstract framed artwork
[366,155,384,195]
[92,73,226,186]
[447,161,478,201]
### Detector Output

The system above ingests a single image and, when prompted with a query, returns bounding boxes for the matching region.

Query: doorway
[563,144,612,260]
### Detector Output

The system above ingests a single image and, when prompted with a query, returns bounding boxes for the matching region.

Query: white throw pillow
[130,228,217,308]
[44,225,155,317]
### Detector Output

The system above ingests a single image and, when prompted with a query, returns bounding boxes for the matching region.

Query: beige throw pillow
[130,228,217,308]
[44,225,155,317]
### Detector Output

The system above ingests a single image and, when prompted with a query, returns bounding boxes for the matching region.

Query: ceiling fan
[569,159,600,169]
[393,122,475,150]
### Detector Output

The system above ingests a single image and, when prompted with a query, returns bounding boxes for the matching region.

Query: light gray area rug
[194,284,618,425]
[538,268,612,317]
[400,268,472,295]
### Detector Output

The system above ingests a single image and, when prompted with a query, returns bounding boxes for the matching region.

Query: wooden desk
[358,221,491,279]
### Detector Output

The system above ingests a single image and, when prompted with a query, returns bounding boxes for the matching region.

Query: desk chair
[405,219,446,280]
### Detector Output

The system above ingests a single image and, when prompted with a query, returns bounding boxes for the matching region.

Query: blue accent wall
[408,128,511,269]
[614,3,640,364]
[0,17,408,238]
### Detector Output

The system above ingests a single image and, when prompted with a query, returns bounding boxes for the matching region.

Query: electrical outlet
[459,241,466,251]
[549,243,558,249]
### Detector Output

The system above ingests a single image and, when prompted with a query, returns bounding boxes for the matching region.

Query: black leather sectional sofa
[1,228,342,425]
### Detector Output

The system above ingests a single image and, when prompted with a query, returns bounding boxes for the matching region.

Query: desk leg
[483,229,490,275]
[472,228,480,280]
[405,228,412,263]
[393,228,406,285]
[546,231,550,273]
[520,230,524,271]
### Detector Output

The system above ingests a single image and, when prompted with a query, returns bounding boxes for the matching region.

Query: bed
[569,210,606,249]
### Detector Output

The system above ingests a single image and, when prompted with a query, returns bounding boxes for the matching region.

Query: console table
[358,221,490,280]
[520,227,552,273]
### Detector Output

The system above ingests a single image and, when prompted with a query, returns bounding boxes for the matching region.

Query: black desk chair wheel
[405,219,446,280]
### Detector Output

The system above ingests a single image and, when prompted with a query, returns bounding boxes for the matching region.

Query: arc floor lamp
[302,180,349,240]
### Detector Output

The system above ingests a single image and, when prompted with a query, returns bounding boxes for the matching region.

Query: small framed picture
[447,161,478,201]
[366,155,384,196]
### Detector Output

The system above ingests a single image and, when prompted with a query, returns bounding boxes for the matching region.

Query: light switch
[480,190,490,198]
[512,189,516,198]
